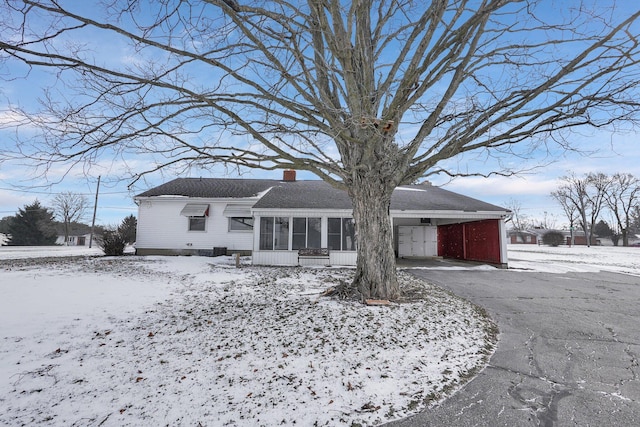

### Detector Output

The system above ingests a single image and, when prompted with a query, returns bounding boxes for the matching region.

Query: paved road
[385,269,640,427]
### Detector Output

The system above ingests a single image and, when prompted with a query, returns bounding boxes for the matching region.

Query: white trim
[391,209,509,219]
[499,219,509,266]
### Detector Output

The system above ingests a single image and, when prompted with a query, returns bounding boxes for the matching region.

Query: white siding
[252,251,298,266]
[329,252,357,266]
[136,198,254,253]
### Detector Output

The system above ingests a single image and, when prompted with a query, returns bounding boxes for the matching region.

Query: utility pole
[89,175,101,248]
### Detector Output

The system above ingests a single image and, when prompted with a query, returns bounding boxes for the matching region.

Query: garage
[397,226,438,257]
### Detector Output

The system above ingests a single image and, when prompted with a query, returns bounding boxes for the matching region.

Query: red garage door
[438,219,502,264]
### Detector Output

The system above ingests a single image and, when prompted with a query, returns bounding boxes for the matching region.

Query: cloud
[443,175,559,199]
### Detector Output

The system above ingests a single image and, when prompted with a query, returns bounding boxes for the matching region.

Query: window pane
[328,218,341,250]
[274,217,289,250]
[292,217,307,250]
[229,217,254,231]
[342,218,356,250]
[259,217,274,250]
[189,216,206,231]
[308,218,321,248]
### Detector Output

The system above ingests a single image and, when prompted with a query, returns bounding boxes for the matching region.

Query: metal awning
[180,203,209,217]
[223,204,252,217]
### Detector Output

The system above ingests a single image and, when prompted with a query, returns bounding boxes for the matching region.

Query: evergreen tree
[594,219,618,246]
[117,214,137,244]
[0,216,13,234]
[594,220,613,238]
[8,200,58,246]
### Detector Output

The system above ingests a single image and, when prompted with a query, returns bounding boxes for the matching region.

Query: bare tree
[2,1,640,298]
[602,173,640,247]
[632,206,640,236]
[551,188,579,246]
[503,198,530,242]
[536,212,558,230]
[551,173,608,247]
[504,199,529,230]
[52,192,89,246]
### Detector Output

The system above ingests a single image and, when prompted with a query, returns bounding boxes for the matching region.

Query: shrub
[99,229,127,256]
[542,231,564,247]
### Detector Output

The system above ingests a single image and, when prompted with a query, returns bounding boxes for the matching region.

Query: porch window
[292,217,321,249]
[259,217,290,250]
[328,218,356,251]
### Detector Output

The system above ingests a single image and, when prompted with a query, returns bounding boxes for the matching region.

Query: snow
[395,187,426,192]
[507,244,640,276]
[0,249,495,426]
[1,244,637,426]
[0,245,104,258]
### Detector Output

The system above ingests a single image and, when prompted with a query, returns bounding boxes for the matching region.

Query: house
[134,172,511,267]
[508,228,602,246]
[508,229,541,245]
[55,223,95,246]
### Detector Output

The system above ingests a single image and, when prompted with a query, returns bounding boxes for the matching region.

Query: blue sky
[1,1,639,228]
[1,124,637,228]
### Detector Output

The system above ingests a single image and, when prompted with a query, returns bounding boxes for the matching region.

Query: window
[259,217,274,250]
[181,203,209,232]
[292,217,321,249]
[189,216,206,231]
[274,217,289,250]
[229,217,254,231]
[328,218,356,251]
[259,217,290,250]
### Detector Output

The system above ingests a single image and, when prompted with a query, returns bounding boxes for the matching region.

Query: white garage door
[398,226,438,257]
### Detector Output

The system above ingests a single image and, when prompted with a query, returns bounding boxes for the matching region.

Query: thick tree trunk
[348,178,400,301]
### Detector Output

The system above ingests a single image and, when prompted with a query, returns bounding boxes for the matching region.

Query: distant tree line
[550,172,640,247]
[0,196,136,250]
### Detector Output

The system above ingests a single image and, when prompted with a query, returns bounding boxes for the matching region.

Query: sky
[1,1,639,228]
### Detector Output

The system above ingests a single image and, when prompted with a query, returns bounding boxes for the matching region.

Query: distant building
[55,223,94,246]
[508,228,601,246]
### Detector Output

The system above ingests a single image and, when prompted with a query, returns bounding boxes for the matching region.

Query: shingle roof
[135,178,276,198]
[252,181,353,209]
[137,178,508,212]
[390,184,506,212]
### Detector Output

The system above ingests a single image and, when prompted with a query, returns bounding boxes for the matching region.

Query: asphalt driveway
[385,268,640,426]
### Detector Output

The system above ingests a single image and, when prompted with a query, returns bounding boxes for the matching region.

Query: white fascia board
[252,208,353,217]
[390,209,510,219]
[134,195,263,203]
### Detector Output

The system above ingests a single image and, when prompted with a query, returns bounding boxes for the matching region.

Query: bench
[298,248,330,266]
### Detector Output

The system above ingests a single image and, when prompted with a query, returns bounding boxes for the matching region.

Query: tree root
[320,279,361,301]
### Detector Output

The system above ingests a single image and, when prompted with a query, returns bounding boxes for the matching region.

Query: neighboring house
[508,229,541,244]
[508,228,602,246]
[55,223,94,246]
[134,171,512,267]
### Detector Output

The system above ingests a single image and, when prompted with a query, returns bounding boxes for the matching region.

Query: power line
[0,186,131,195]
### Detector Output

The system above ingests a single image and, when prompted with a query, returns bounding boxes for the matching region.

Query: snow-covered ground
[1,243,638,426]
[0,249,496,426]
[507,244,640,276]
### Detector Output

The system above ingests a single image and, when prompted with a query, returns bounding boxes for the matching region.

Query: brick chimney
[283,170,296,182]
